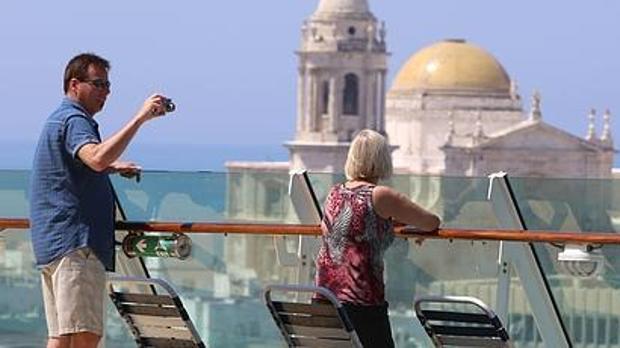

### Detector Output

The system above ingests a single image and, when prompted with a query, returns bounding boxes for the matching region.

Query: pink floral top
[315,183,394,305]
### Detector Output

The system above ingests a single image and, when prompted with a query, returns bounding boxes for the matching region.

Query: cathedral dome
[315,0,370,15]
[391,39,511,93]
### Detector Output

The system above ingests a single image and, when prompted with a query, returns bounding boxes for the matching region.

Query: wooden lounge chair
[414,295,511,347]
[264,284,363,348]
[108,275,206,348]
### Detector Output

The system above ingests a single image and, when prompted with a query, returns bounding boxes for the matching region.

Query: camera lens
[164,98,176,113]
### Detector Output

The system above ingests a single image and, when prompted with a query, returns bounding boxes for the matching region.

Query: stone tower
[285,0,389,172]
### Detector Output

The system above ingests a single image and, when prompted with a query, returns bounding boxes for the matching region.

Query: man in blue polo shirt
[30,53,171,348]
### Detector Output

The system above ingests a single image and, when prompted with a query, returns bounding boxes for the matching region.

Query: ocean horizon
[4,140,620,172]
[0,141,289,172]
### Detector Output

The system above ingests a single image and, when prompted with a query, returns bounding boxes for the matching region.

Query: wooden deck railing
[2,218,620,245]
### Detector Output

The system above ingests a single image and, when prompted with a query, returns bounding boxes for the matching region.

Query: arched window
[343,73,359,115]
[321,80,329,115]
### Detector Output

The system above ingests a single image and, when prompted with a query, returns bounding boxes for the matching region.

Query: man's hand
[108,161,142,181]
[136,94,171,123]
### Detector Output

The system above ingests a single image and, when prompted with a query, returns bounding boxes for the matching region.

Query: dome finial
[528,90,542,121]
[601,109,613,146]
[586,108,597,141]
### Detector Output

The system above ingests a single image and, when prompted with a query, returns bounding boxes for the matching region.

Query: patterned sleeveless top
[315,183,395,305]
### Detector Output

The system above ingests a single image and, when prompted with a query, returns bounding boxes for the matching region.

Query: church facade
[386,39,614,178]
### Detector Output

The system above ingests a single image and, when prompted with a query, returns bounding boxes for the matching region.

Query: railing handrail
[2,218,620,245]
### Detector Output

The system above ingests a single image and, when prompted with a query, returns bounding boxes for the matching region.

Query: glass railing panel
[309,173,498,229]
[137,234,299,347]
[0,228,135,347]
[112,170,302,223]
[110,170,313,346]
[391,174,496,229]
[506,176,620,346]
[111,171,229,222]
[0,170,47,347]
[108,171,500,229]
[508,176,615,232]
[0,228,46,346]
[0,172,41,345]
[386,238,542,346]
[0,170,29,218]
[224,170,299,223]
[133,236,520,347]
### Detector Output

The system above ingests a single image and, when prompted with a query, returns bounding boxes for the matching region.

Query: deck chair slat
[284,324,351,339]
[273,301,340,317]
[279,312,344,328]
[439,335,507,347]
[138,325,194,340]
[128,313,186,328]
[113,292,177,306]
[290,336,355,348]
[121,303,181,317]
[141,337,201,348]
[433,325,501,338]
[422,310,494,324]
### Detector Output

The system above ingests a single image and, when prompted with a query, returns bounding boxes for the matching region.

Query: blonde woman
[315,129,440,347]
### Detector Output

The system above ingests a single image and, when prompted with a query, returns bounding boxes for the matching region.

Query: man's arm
[78,94,167,172]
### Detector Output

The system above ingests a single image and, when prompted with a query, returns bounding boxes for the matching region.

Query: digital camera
[163,98,176,113]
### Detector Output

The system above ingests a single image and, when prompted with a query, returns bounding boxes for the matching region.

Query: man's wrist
[133,114,146,127]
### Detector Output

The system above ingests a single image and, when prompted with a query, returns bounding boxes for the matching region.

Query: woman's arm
[373,185,441,231]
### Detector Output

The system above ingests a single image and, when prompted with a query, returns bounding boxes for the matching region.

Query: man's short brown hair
[63,53,110,93]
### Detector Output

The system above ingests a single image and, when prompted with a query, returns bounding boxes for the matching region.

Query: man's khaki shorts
[41,247,106,337]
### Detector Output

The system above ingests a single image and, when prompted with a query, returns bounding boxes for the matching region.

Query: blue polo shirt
[29,98,115,271]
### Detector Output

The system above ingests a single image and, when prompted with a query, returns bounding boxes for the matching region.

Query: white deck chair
[414,295,511,347]
[108,275,206,348]
[264,284,363,348]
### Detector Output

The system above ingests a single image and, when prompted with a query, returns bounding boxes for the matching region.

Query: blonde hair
[344,129,393,181]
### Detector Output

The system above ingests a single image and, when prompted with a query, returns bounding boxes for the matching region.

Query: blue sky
[1,1,619,152]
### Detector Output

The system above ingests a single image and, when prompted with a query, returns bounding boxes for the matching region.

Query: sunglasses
[80,79,111,90]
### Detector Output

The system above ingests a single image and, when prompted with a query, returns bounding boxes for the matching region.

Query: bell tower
[285,0,388,172]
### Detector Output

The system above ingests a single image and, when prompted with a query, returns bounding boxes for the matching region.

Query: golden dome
[391,39,511,92]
